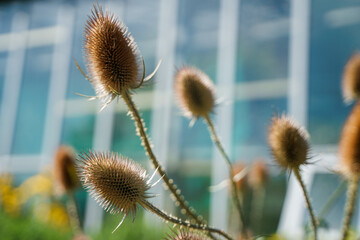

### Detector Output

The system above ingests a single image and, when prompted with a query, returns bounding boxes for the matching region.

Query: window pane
[12,46,52,154]
[66,1,94,100]
[233,97,287,159]
[111,110,152,161]
[237,0,289,82]
[308,0,360,144]
[176,0,220,81]
[61,115,95,152]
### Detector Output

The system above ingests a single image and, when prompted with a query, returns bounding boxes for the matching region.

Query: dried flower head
[342,52,360,103]
[54,145,79,193]
[232,162,247,192]
[268,115,310,170]
[166,229,208,240]
[339,102,360,178]
[175,67,215,118]
[248,160,268,189]
[84,4,141,107]
[77,151,151,217]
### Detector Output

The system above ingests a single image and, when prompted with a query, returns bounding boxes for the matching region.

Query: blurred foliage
[90,212,166,240]
[0,209,72,240]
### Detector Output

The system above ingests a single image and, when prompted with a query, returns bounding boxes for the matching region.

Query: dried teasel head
[175,67,215,119]
[84,4,141,108]
[248,159,269,189]
[54,145,79,193]
[232,162,247,192]
[77,151,152,219]
[166,229,209,240]
[342,52,360,103]
[268,115,310,170]
[339,102,360,179]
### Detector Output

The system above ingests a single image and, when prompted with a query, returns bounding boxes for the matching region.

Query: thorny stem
[142,200,234,240]
[319,180,346,219]
[341,176,359,240]
[122,91,216,239]
[204,114,248,238]
[293,168,317,240]
[67,191,82,234]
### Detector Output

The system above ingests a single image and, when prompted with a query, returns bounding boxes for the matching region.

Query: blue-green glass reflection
[61,115,95,152]
[308,0,360,144]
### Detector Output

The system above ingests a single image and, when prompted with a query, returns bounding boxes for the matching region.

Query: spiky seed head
[175,67,215,118]
[232,162,247,192]
[339,102,360,178]
[342,53,360,102]
[268,115,310,170]
[72,233,90,240]
[166,229,209,240]
[248,160,269,189]
[77,151,150,216]
[84,4,140,103]
[54,145,79,193]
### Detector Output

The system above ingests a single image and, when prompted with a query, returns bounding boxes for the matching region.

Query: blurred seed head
[342,52,360,103]
[268,115,310,170]
[248,159,269,189]
[54,145,79,193]
[339,102,360,178]
[72,233,90,240]
[232,162,247,192]
[84,4,140,104]
[166,229,208,240]
[77,151,150,216]
[175,67,215,118]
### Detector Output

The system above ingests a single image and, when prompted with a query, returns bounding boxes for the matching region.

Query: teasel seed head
[175,67,215,119]
[84,4,141,105]
[54,145,79,193]
[268,115,310,170]
[339,102,360,178]
[166,229,209,240]
[342,52,360,103]
[248,159,269,189]
[77,151,151,217]
[232,162,247,192]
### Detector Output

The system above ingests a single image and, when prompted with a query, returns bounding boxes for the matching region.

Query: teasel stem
[341,176,359,240]
[66,192,82,234]
[203,114,248,237]
[293,168,317,240]
[319,180,346,219]
[250,186,265,233]
[121,91,214,236]
[142,200,234,240]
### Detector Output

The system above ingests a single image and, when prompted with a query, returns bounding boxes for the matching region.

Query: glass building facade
[0,0,359,238]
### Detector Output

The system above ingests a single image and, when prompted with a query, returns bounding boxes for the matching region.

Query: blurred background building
[0,0,359,239]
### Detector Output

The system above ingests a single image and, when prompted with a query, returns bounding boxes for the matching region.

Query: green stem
[204,114,248,238]
[66,191,82,234]
[293,168,317,240]
[319,180,346,219]
[341,176,359,240]
[121,91,215,238]
[250,186,265,234]
[142,200,234,240]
